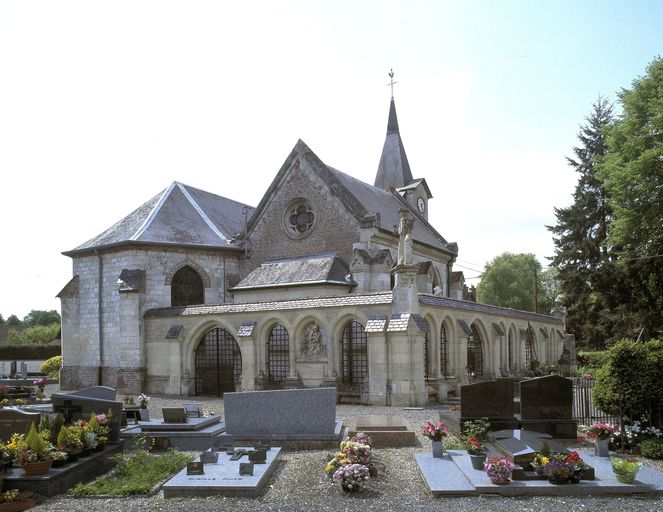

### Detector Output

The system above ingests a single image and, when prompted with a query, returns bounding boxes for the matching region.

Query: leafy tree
[6,315,22,326]
[548,97,629,349]
[476,253,550,313]
[5,323,60,345]
[23,309,61,327]
[0,314,4,325]
[598,57,663,340]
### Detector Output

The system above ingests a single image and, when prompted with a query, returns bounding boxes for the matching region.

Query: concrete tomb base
[346,415,418,447]
[163,447,281,498]
[215,420,343,450]
[416,450,663,496]
[120,416,226,451]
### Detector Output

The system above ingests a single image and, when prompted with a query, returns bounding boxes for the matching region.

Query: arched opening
[440,323,448,377]
[194,327,241,396]
[340,320,368,392]
[525,323,538,368]
[171,266,204,307]
[508,328,514,370]
[267,323,289,384]
[467,323,484,378]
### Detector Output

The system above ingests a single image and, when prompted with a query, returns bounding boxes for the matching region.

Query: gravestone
[20,362,27,380]
[0,408,40,442]
[519,375,576,438]
[460,378,517,431]
[220,387,342,448]
[346,415,417,447]
[70,386,116,401]
[123,415,225,451]
[184,403,204,418]
[51,389,123,442]
[162,407,188,423]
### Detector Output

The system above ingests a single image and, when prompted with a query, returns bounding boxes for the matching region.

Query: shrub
[461,418,491,443]
[576,350,610,371]
[40,356,62,378]
[639,439,663,459]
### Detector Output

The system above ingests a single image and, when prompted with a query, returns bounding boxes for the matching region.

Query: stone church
[58,98,571,405]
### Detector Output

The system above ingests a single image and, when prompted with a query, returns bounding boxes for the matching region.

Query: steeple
[374,97,414,190]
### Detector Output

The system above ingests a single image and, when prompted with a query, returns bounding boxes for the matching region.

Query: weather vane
[388,69,398,98]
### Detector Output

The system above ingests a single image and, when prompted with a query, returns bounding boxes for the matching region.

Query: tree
[0,314,4,325]
[547,97,629,349]
[476,253,549,313]
[598,57,663,340]
[23,309,61,327]
[5,323,60,345]
[6,315,22,326]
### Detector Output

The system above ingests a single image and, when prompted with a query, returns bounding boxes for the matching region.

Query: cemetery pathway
[32,395,663,512]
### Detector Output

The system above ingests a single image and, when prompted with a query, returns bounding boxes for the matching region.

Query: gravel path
[31,395,663,512]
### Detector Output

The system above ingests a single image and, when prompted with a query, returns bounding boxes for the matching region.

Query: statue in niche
[300,323,326,360]
[396,208,414,265]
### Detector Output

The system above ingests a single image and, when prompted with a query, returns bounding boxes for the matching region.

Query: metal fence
[572,376,620,426]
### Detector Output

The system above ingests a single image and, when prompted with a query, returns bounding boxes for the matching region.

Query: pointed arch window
[267,324,289,383]
[171,266,204,307]
[340,320,368,391]
[467,325,484,377]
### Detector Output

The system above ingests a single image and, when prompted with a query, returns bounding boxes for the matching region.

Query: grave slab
[4,442,123,496]
[139,416,220,432]
[163,447,282,498]
[415,450,663,497]
[347,416,418,447]
[120,418,226,451]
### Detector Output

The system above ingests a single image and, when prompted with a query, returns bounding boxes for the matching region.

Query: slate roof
[420,294,563,325]
[64,182,253,255]
[231,253,354,290]
[374,98,414,190]
[144,292,394,318]
[365,315,389,333]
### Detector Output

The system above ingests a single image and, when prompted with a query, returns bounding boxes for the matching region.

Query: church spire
[374,96,413,190]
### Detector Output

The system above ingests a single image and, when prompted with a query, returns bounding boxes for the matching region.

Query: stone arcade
[58,96,573,405]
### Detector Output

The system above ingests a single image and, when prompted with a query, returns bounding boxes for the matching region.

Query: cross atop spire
[374,95,413,190]
[388,68,398,98]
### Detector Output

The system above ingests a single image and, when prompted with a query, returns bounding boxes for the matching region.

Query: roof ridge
[176,183,230,241]
[130,182,176,241]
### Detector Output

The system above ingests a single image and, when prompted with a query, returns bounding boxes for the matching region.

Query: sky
[1,0,662,319]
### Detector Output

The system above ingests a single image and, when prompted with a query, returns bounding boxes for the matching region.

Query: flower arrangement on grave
[5,434,24,466]
[0,489,37,509]
[138,393,150,408]
[422,420,449,442]
[123,395,136,405]
[56,425,83,458]
[33,377,48,398]
[465,436,485,455]
[333,463,370,492]
[72,420,97,452]
[587,422,619,441]
[565,451,587,471]
[610,455,643,483]
[543,460,573,483]
[483,456,514,484]
[87,414,109,447]
[17,424,55,468]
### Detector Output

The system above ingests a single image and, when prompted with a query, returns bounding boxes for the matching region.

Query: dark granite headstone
[70,386,117,401]
[51,391,123,442]
[249,449,267,464]
[0,408,40,442]
[162,407,187,423]
[200,449,218,464]
[183,403,203,418]
[519,375,573,420]
[461,379,514,418]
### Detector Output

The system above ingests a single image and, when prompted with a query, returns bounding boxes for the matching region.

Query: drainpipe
[95,249,104,385]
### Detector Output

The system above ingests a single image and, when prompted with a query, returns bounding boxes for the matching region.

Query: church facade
[58,99,572,405]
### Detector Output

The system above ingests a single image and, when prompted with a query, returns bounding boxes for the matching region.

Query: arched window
[194,327,241,396]
[467,324,484,377]
[171,266,204,307]
[267,324,289,383]
[440,324,448,377]
[340,320,368,391]
[525,324,537,367]
[508,329,514,370]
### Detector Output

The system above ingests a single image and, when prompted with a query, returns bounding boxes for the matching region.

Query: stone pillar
[366,332,388,405]
[241,337,256,391]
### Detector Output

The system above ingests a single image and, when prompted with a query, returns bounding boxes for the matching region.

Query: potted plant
[565,451,589,483]
[466,436,486,470]
[56,426,83,462]
[138,393,150,409]
[531,454,549,475]
[17,425,54,476]
[423,420,449,458]
[332,463,370,492]
[587,422,618,457]
[611,455,643,483]
[0,490,37,512]
[32,377,48,399]
[50,449,67,468]
[543,460,573,484]
[483,456,514,484]
[87,414,109,450]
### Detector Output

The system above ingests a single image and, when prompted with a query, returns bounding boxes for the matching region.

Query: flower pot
[470,454,487,470]
[594,438,610,457]
[611,456,642,483]
[21,460,52,476]
[94,443,105,452]
[489,477,510,485]
[432,441,445,458]
[548,476,570,485]
[570,468,583,484]
[0,498,37,512]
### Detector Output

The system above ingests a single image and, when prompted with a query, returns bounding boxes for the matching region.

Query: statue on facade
[300,322,326,360]
[396,208,414,265]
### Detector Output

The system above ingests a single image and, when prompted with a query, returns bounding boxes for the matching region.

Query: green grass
[71,449,194,496]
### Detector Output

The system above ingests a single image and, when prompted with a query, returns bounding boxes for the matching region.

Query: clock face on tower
[417,197,426,214]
